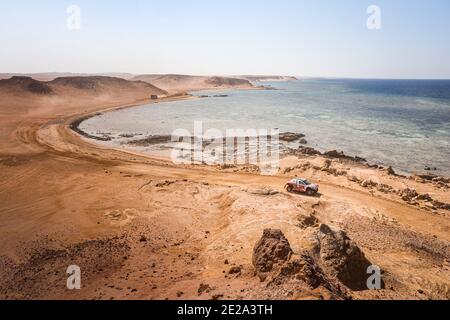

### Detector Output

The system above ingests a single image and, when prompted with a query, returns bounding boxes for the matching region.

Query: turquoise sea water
[80,79,450,176]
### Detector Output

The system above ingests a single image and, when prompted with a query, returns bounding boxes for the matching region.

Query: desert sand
[0,75,449,300]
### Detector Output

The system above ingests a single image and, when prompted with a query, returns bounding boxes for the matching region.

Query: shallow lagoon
[80,79,450,176]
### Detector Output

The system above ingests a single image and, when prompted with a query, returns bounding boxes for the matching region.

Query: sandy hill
[132,74,253,94]
[0,76,167,117]
[0,76,166,97]
[0,73,298,84]
[0,76,54,95]
[49,76,166,94]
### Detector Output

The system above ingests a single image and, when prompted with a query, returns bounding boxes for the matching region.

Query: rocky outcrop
[289,147,367,164]
[127,135,172,146]
[411,174,449,189]
[279,132,306,142]
[386,166,396,176]
[319,160,348,176]
[283,162,311,174]
[297,147,322,156]
[323,150,367,163]
[400,188,419,202]
[252,229,293,280]
[252,228,353,299]
[267,253,343,296]
[315,224,374,291]
[297,213,319,229]
[396,187,450,212]
[432,201,450,211]
[252,225,376,296]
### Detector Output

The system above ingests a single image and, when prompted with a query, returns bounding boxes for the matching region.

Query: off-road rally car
[285,178,319,195]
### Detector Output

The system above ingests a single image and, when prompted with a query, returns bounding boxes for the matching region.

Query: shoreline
[68,84,267,142]
[69,94,197,143]
[65,93,450,214]
[70,93,449,180]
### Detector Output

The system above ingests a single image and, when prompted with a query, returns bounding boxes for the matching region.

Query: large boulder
[316,224,373,291]
[400,188,418,202]
[298,147,322,156]
[252,229,293,280]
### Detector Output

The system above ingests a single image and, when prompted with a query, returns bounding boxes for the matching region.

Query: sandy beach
[0,75,449,300]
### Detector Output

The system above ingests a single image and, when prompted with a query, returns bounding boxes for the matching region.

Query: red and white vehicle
[285,178,319,196]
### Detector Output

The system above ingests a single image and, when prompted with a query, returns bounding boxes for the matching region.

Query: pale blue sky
[1,0,449,78]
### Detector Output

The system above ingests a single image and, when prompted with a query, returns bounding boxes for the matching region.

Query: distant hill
[132,74,253,94]
[0,73,135,81]
[0,76,166,97]
[0,76,55,95]
[237,75,298,82]
[0,73,297,97]
[0,73,298,84]
[49,76,166,94]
